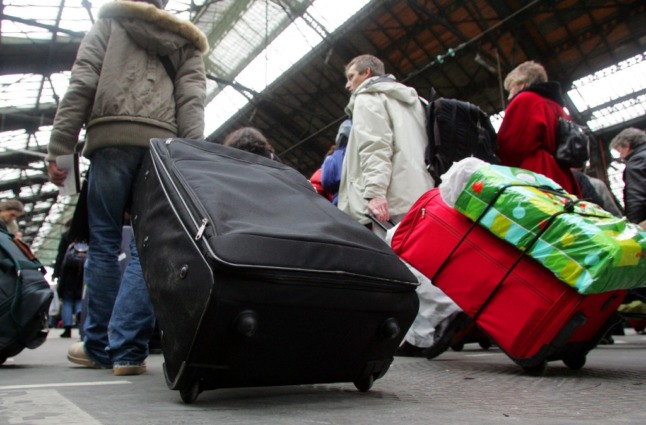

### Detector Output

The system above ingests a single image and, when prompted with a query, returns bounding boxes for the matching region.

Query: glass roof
[566,52,646,132]
[0,0,372,264]
[1,0,642,265]
[0,1,198,263]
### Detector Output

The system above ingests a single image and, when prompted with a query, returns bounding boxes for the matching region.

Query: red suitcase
[391,188,625,375]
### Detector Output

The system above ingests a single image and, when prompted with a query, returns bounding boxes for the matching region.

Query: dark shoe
[425,311,471,360]
[60,328,72,338]
[395,341,427,357]
[599,334,614,345]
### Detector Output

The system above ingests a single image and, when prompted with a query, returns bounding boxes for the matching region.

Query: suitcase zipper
[152,144,214,242]
[195,218,208,241]
[219,266,415,292]
[153,141,416,287]
[397,203,428,250]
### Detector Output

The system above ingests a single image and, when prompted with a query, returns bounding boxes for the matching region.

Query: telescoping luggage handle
[432,183,609,320]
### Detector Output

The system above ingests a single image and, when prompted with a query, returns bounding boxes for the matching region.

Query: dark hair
[223,127,280,161]
[610,127,646,150]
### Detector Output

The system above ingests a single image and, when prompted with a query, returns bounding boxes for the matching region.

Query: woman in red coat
[497,61,582,197]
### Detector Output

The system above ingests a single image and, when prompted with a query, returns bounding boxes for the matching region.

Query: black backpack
[62,241,88,273]
[424,87,500,184]
[0,228,53,364]
[554,117,591,168]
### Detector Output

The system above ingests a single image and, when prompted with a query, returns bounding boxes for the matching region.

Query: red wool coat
[497,90,582,198]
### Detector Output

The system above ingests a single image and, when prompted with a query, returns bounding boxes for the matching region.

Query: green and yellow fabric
[454,165,646,295]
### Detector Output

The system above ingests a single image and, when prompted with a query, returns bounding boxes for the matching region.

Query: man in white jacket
[340,55,466,358]
[339,54,434,237]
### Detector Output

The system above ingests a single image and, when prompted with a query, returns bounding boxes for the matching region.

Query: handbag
[555,117,590,168]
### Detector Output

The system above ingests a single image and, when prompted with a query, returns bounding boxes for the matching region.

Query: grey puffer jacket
[47,1,208,161]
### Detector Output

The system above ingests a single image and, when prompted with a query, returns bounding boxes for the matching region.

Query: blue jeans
[61,297,82,328]
[83,147,155,367]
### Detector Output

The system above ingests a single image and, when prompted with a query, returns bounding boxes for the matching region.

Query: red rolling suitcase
[391,188,626,375]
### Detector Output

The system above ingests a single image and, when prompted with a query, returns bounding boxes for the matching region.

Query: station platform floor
[1,329,645,425]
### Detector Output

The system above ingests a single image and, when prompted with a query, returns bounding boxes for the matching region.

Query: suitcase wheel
[234,310,258,337]
[562,354,586,370]
[381,318,401,339]
[451,342,464,352]
[180,381,201,404]
[478,340,492,350]
[523,361,547,376]
[353,374,374,393]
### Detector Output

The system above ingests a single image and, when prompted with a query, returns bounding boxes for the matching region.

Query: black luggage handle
[365,213,396,232]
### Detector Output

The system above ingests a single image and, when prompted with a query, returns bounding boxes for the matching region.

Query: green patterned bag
[454,165,646,295]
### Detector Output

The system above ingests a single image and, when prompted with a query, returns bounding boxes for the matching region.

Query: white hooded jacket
[338,75,435,224]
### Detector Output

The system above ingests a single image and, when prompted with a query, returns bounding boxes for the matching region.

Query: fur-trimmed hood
[99,0,208,54]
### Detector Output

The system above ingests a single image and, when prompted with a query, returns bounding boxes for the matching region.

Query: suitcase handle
[364,213,396,232]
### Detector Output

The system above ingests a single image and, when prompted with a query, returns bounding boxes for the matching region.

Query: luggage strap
[432,183,606,320]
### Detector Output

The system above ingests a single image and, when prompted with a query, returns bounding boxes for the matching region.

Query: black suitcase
[0,228,53,364]
[131,138,419,403]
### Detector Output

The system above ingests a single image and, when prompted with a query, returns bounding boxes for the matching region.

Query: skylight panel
[1,74,41,108]
[203,0,372,137]
[204,86,250,135]
[308,0,371,33]
[585,94,646,131]
[0,129,31,151]
[237,18,323,92]
[567,52,646,131]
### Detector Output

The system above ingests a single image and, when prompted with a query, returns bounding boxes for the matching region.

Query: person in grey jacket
[46,0,208,376]
[339,54,434,237]
[610,127,646,226]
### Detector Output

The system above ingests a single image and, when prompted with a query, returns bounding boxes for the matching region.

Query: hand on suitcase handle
[368,197,390,223]
[365,213,396,231]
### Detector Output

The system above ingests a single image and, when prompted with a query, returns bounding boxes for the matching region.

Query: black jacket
[623,143,646,224]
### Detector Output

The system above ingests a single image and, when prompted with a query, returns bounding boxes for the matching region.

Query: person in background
[572,170,623,217]
[52,219,86,339]
[0,199,24,238]
[46,0,208,376]
[610,127,646,226]
[607,128,646,341]
[572,170,606,208]
[338,54,434,238]
[339,55,462,358]
[223,126,282,162]
[321,119,352,205]
[310,144,337,202]
[497,61,582,198]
